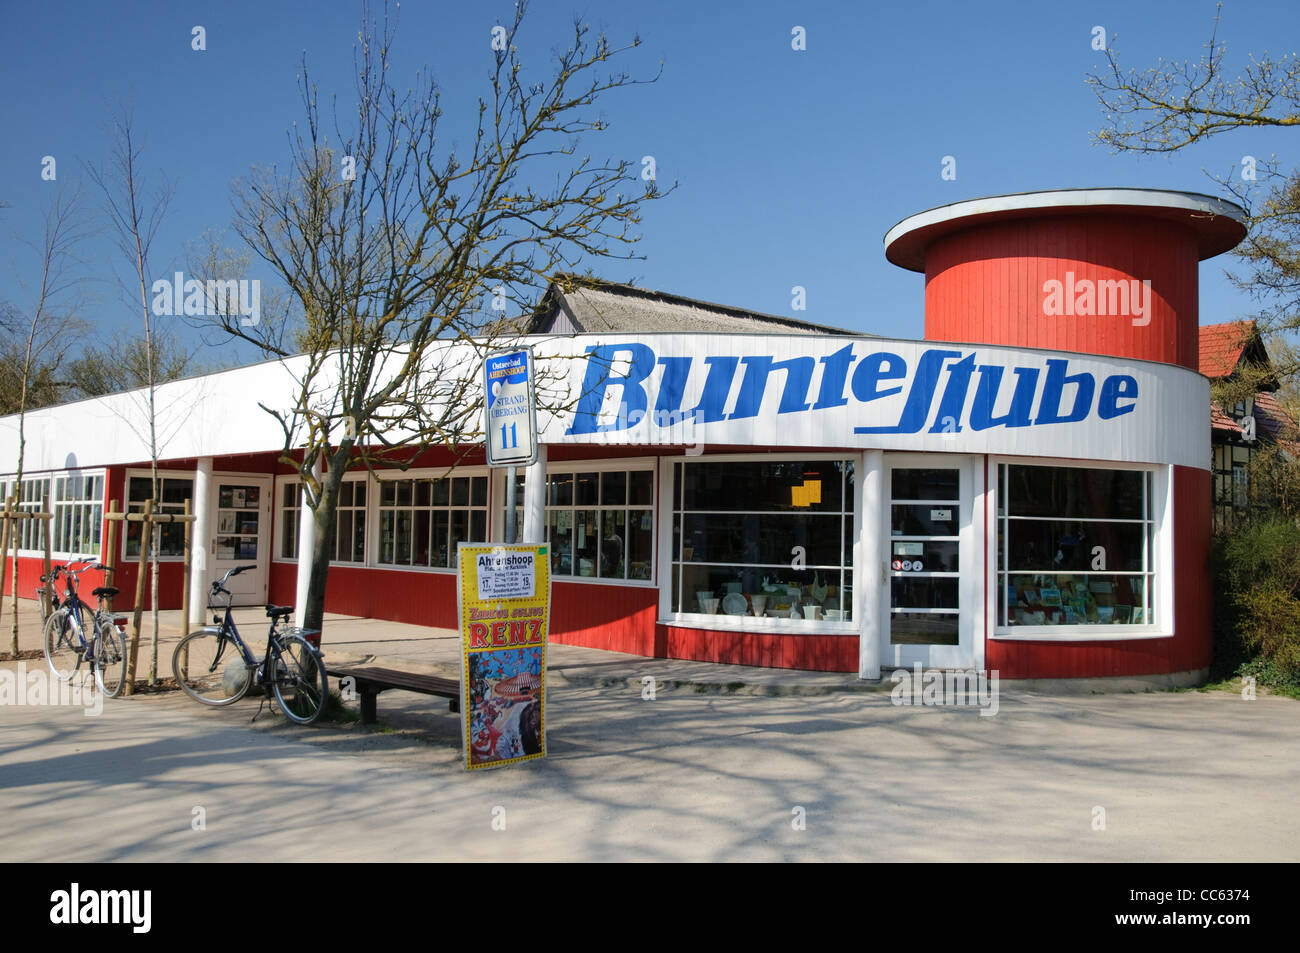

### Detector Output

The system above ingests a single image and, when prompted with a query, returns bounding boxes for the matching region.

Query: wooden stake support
[0,497,54,653]
[106,502,196,694]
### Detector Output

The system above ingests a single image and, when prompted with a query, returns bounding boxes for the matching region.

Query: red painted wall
[269,561,460,627]
[657,626,857,672]
[546,582,658,655]
[923,215,1200,370]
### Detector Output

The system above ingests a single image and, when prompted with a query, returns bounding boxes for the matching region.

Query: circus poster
[457,543,550,770]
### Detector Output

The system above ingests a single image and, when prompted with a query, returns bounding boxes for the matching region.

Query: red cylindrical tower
[886,188,1246,680]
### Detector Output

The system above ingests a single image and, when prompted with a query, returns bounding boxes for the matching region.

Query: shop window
[279,478,367,563]
[546,468,654,581]
[377,474,487,568]
[0,476,53,554]
[281,482,300,559]
[125,475,192,558]
[996,464,1155,629]
[671,459,854,620]
[53,472,105,558]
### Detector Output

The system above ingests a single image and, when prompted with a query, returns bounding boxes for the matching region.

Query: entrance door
[883,455,977,670]
[208,476,272,605]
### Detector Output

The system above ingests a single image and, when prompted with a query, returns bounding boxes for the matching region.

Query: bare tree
[1088,2,1300,395]
[218,1,671,632]
[1,187,91,653]
[86,113,176,685]
[69,327,202,398]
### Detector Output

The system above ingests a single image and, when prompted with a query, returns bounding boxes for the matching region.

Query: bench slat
[326,664,461,723]
[328,666,458,695]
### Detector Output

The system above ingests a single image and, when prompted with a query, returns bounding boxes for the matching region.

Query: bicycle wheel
[271,635,328,725]
[172,628,253,706]
[43,610,81,682]
[94,620,127,698]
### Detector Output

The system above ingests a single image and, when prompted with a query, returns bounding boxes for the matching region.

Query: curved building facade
[0,188,1245,682]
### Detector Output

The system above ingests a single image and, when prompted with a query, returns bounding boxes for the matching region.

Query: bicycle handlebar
[42,558,108,594]
[209,564,257,594]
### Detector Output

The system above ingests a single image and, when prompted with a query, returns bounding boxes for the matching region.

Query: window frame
[539,459,657,587]
[371,467,491,573]
[658,451,858,631]
[51,470,106,560]
[0,474,57,556]
[273,473,370,565]
[989,456,1172,642]
[122,470,195,562]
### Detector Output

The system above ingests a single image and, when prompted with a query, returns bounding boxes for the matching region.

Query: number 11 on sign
[501,422,517,449]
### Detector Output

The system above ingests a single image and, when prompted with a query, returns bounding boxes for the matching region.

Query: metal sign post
[484,347,539,544]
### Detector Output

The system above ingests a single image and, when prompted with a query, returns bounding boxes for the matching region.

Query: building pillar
[858,449,883,680]
[189,457,213,626]
[522,444,548,544]
[295,457,322,628]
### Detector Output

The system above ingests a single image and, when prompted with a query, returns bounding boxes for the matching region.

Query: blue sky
[2,0,1296,363]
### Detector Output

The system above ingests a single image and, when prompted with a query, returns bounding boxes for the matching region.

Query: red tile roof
[1200,320,1256,379]
[1253,391,1296,443]
[1210,405,1242,434]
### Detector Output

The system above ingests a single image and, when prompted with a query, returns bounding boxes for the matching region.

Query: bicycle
[171,565,328,725]
[41,559,128,699]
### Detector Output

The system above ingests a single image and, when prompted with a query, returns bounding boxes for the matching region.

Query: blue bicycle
[41,560,128,698]
[171,565,327,724]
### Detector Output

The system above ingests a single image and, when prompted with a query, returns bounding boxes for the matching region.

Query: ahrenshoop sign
[533,334,1209,470]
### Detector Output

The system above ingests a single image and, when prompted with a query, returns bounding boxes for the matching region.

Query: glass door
[883,456,976,669]
[208,476,271,605]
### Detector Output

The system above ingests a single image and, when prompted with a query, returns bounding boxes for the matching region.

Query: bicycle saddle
[93,586,120,598]
[266,605,293,619]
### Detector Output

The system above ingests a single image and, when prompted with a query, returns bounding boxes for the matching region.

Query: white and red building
[1,188,1248,682]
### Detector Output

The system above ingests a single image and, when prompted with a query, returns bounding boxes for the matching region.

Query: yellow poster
[456,543,550,770]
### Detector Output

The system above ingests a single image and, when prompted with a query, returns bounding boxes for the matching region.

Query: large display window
[670,457,854,623]
[53,472,105,559]
[376,474,487,569]
[996,463,1157,631]
[125,474,192,558]
[545,467,654,582]
[278,478,368,563]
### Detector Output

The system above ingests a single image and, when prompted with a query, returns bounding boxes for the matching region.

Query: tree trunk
[302,466,343,634]
[0,503,11,652]
[149,522,160,684]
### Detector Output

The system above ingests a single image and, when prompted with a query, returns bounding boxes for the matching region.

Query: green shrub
[1212,519,1300,689]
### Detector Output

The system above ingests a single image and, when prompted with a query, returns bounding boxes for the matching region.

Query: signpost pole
[505,465,518,545]
[484,346,537,547]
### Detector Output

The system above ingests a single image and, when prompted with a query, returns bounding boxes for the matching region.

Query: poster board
[456,543,550,770]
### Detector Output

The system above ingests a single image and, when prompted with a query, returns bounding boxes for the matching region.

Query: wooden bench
[326,664,461,724]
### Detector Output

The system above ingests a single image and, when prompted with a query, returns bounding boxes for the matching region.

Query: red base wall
[657,626,857,672]
[545,582,659,655]
[268,562,460,627]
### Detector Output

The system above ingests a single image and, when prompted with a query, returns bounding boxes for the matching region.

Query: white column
[522,445,548,544]
[294,457,322,628]
[189,456,213,626]
[858,449,884,680]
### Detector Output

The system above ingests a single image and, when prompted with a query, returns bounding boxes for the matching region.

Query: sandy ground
[2,591,1297,861]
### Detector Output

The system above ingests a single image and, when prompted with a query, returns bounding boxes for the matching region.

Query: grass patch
[320,690,363,724]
